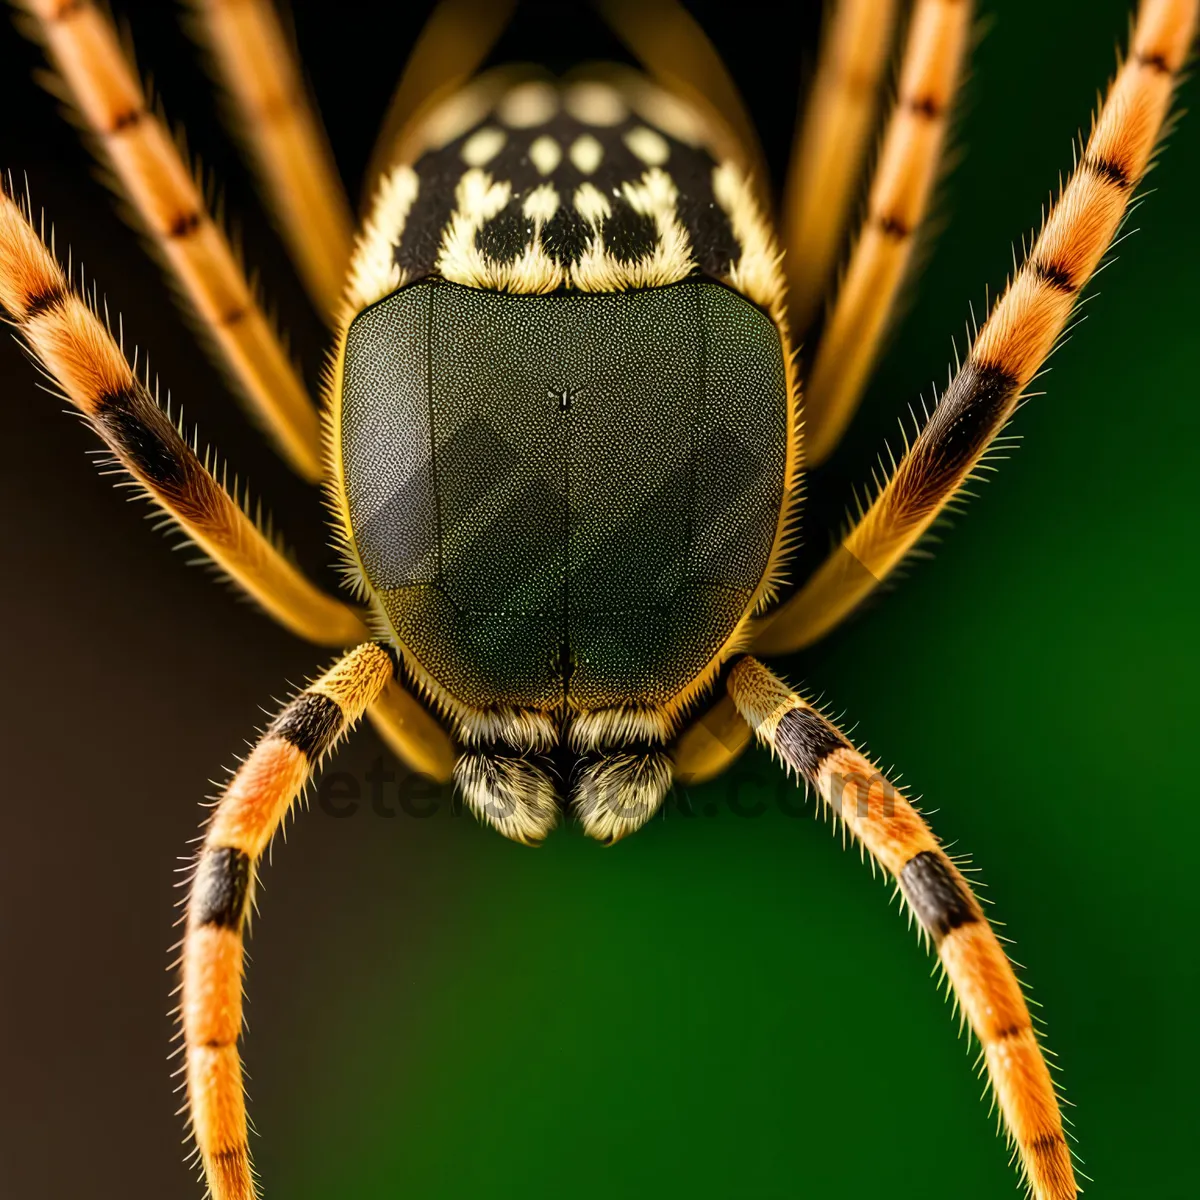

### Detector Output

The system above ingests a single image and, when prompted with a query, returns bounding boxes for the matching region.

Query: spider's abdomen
[341,278,787,710]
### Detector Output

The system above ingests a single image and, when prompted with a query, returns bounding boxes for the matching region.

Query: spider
[0,0,1194,1196]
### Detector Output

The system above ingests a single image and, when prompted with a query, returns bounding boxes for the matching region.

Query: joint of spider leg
[165,210,205,241]
[192,846,253,934]
[1083,152,1134,191]
[106,106,146,136]
[268,692,345,762]
[218,305,250,328]
[21,280,67,320]
[1031,257,1078,294]
[872,211,914,240]
[903,93,946,121]
[1134,51,1173,75]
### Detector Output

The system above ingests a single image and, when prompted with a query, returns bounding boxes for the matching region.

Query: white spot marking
[573,182,611,224]
[569,134,604,175]
[529,135,562,176]
[522,183,560,222]
[461,126,506,167]
[624,126,670,166]
[498,82,559,128]
[564,82,627,126]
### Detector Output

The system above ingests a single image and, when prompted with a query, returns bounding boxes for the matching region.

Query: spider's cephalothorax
[3,2,1195,1198]
[330,73,797,843]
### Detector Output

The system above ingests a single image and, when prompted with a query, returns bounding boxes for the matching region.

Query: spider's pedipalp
[181,643,394,1200]
[570,714,673,843]
[755,0,1199,656]
[0,183,368,645]
[18,0,324,479]
[727,656,1077,1200]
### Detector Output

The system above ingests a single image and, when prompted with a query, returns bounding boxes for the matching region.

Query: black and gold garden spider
[1,0,1194,1197]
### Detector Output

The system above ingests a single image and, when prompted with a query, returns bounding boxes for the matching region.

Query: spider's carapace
[338,278,788,712]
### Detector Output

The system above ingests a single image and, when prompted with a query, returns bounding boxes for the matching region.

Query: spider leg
[596,0,768,195]
[755,0,1197,657]
[673,692,751,785]
[369,674,456,783]
[180,642,393,1200]
[727,656,1076,1200]
[18,0,324,480]
[801,0,972,467]
[781,0,901,339]
[0,183,367,646]
[188,0,352,323]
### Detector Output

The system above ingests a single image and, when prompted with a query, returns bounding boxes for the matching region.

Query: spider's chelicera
[1,1,1194,1198]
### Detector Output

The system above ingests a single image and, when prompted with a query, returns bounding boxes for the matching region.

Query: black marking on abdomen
[541,206,592,263]
[395,90,742,285]
[476,198,535,264]
[395,159,461,277]
[899,850,979,944]
[775,708,847,779]
[602,205,660,264]
[193,846,253,930]
[269,692,343,760]
[667,148,739,278]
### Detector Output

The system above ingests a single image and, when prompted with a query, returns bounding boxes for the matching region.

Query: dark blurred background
[1,2,1197,1197]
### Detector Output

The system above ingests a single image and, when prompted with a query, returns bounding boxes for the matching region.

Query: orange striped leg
[19,0,323,480]
[189,0,352,323]
[755,0,1198,656]
[727,657,1075,1199]
[0,183,367,646]
[182,643,394,1199]
[781,0,901,338]
[803,0,972,467]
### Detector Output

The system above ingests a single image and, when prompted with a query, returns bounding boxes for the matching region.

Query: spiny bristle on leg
[455,750,558,845]
[572,749,672,844]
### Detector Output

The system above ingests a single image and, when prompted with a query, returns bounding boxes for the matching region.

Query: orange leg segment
[181,644,394,1199]
[20,0,324,479]
[756,0,1198,655]
[727,656,1076,1199]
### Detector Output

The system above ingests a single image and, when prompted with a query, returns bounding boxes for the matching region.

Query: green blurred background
[0,2,1196,1197]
